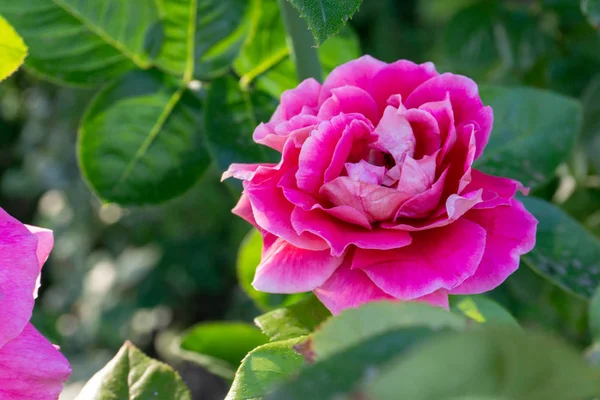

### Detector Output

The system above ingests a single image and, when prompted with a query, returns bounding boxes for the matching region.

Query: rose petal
[451,199,537,294]
[222,163,276,181]
[291,207,412,256]
[403,108,441,158]
[372,106,416,163]
[0,323,71,399]
[355,218,486,299]
[345,160,386,185]
[252,238,343,293]
[395,167,448,219]
[467,169,528,209]
[317,86,380,125]
[412,289,449,309]
[24,225,53,299]
[280,78,321,119]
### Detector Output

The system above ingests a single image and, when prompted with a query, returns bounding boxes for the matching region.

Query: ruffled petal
[317,86,380,125]
[372,106,415,163]
[280,78,321,119]
[451,199,537,294]
[355,218,486,299]
[253,238,343,293]
[0,324,71,400]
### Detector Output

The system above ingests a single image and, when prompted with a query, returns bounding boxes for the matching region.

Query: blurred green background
[1,0,600,398]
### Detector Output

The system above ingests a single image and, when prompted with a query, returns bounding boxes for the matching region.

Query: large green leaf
[521,196,600,299]
[226,337,306,400]
[364,328,600,400]
[255,294,331,341]
[205,76,277,172]
[237,229,305,311]
[287,0,363,46]
[176,322,268,379]
[476,86,582,190]
[311,302,468,359]
[0,0,159,86]
[75,341,191,400]
[235,0,361,97]
[267,328,437,400]
[0,15,27,82]
[154,0,251,81]
[78,70,211,205]
[450,295,519,327]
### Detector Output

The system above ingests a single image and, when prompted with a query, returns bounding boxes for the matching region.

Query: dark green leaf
[287,0,363,46]
[226,337,306,400]
[582,0,600,29]
[205,76,277,172]
[364,328,600,400]
[450,295,519,327]
[75,341,191,400]
[176,322,268,379]
[255,294,331,341]
[521,196,600,299]
[476,86,582,190]
[237,229,306,311]
[581,74,600,172]
[78,70,211,205]
[267,328,437,400]
[154,0,251,81]
[0,0,160,86]
[312,302,468,359]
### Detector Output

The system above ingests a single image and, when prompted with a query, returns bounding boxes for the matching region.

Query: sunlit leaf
[450,295,519,327]
[0,15,27,82]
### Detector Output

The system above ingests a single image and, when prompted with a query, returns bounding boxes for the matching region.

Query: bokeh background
[1,0,599,398]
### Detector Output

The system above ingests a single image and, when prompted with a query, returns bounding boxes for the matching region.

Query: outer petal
[24,225,54,299]
[317,86,380,125]
[412,289,449,309]
[280,78,321,119]
[0,209,40,349]
[467,169,528,209]
[221,163,276,181]
[355,218,486,299]
[252,238,343,293]
[405,73,493,159]
[291,208,412,256]
[370,60,438,112]
[450,199,537,294]
[0,323,71,400]
[319,55,387,104]
[314,255,393,315]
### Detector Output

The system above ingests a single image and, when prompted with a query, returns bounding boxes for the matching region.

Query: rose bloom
[224,56,537,314]
[0,208,71,398]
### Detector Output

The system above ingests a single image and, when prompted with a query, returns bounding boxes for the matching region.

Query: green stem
[277,0,322,82]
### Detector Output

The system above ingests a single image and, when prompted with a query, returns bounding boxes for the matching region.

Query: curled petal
[280,78,321,119]
[317,86,380,125]
[345,160,386,185]
[253,238,343,293]
[355,218,486,299]
[468,169,528,209]
[222,163,275,182]
[372,106,415,163]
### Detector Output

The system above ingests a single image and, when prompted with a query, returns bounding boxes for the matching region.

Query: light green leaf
[365,328,600,400]
[226,337,306,400]
[267,327,438,400]
[476,86,582,190]
[0,0,160,86]
[154,0,251,81]
[176,322,268,379]
[255,294,331,341]
[287,0,363,46]
[450,295,519,327]
[312,302,468,359]
[0,15,27,82]
[78,70,211,205]
[75,341,191,400]
[582,0,600,29]
[205,76,277,172]
[521,196,600,300]
[237,229,305,311]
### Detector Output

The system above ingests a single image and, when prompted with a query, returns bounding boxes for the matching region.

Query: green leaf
[205,76,277,172]
[0,0,160,86]
[255,294,331,341]
[154,0,251,81]
[581,74,600,173]
[476,86,582,190]
[267,327,438,400]
[521,196,600,299]
[75,341,191,400]
[582,0,600,29]
[450,295,520,327]
[286,0,363,46]
[364,327,600,400]
[312,302,468,359]
[176,322,268,379]
[0,15,27,82]
[237,229,306,311]
[226,337,306,400]
[235,0,361,97]
[78,70,211,205]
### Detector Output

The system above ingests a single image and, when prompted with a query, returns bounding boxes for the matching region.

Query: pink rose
[224,56,537,314]
[0,209,71,399]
